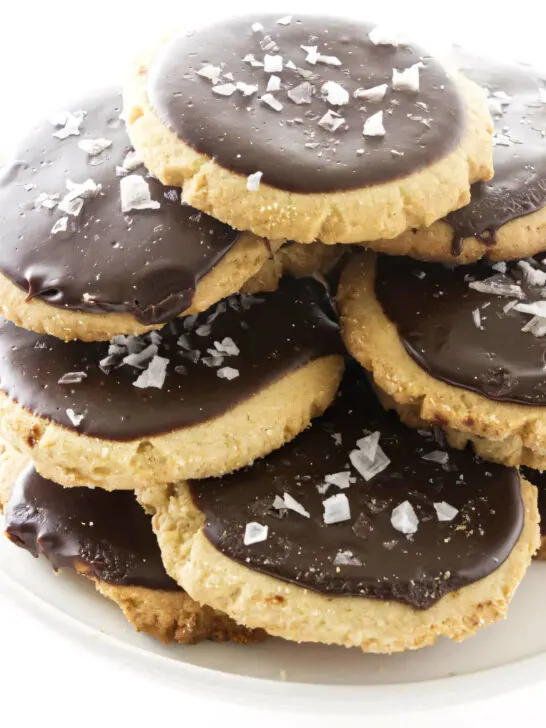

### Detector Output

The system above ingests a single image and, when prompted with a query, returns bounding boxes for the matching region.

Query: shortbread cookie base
[137,478,539,653]
[0,232,280,342]
[0,355,344,489]
[339,254,546,468]
[366,205,546,264]
[124,42,493,244]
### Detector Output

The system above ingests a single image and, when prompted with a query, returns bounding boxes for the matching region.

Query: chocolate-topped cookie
[0,277,344,489]
[339,252,546,469]
[124,14,493,244]
[369,53,546,263]
[0,445,262,645]
[138,368,539,653]
[0,88,276,342]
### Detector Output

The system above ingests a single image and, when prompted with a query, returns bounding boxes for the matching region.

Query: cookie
[138,368,539,653]
[339,252,546,469]
[0,88,278,342]
[0,277,344,489]
[0,447,262,645]
[124,14,493,245]
[243,241,345,294]
[368,53,546,263]
[520,467,546,560]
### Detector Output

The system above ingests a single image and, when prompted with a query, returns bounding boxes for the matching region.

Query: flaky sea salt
[333,550,362,566]
[434,501,459,522]
[514,301,546,317]
[392,63,422,93]
[422,450,449,465]
[517,260,546,286]
[363,111,386,137]
[197,64,223,84]
[120,175,160,213]
[323,493,351,524]
[287,82,313,105]
[281,492,310,518]
[212,83,237,97]
[77,138,112,156]
[324,471,353,489]
[261,93,283,111]
[391,501,419,534]
[51,216,69,235]
[217,366,239,380]
[246,171,263,192]
[66,408,84,426]
[58,371,87,385]
[267,75,282,92]
[368,26,399,46]
[264,54,283,73]
[133,355,168,389]
[52,110,85,139]
[354,84,388,102]
[318,110,345,132]
[244,522,268,545]
[321,80,349,106]
[236,81,259,97]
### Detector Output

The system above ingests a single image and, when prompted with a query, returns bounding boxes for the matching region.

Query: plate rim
[1,562,546,716]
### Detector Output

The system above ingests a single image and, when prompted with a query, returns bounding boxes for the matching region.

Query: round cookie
[124,14,493,245]
[339,252,546,469]
[0,448,262,645]
[0,88,278,342]
[138,369,539,653]
[0,277,344,490]
[369,53,546,263]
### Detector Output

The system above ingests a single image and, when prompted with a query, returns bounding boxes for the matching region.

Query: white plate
[2,533,546,716]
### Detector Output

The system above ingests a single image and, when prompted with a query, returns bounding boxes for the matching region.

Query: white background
[1,0,546,725]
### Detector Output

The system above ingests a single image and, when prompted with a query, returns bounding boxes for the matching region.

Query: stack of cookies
[0,13,543,654]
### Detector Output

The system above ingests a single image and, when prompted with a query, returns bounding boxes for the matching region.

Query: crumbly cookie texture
[91,580,264,644]
[365,205,546,264]
[338,253,546,469]
[0,233,281,342]
[0,448,263,645]
[0,356,343,489]
[243,242,345,294]
[137,477,539,653]
[124,40,493,245]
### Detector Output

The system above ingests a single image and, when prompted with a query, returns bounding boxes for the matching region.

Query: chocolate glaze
[190,368,522,609]
[375,254,546,405]
[445,54,546,255]
[0,277,341,440]
[0,89,241,325]
[521,467,546,534]
[5,464,178,590]
[148,15,464,194]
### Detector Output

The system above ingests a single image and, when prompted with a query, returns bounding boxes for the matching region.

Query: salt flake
[323,493,351,524]
[244,522,268,545]
[212,83,237,97]
[66,408,84,426]
[434,501,459,522]
[318,110,345,132]
[261,93,283,112]
[77,138,112,157]
[287,82,313,105]
[197,64,223,84]
[368,27,400,46]
[236,82,258,97]
[217,366,239,380]
[391,501,419,535]
[354,84,388,102]
[321,80,349,106]
[133,355,168,389]
[363,111,386,137]
[264,54,283,73]
[282,492,310,518]
[247,171,263,192]
[120,175,160,213]
[392,63,422,93]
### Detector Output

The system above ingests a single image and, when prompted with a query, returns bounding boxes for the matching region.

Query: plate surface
[2,533,546,715]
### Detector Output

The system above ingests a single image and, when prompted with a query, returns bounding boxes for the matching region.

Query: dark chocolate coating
[189,369,522,609]
[521,467,546,534]
[148,15,464,193]
[0,89,241,325]
[0,277,341,440]
[5,464,178,590]
[375,254,546,406]
[445,54,546,254]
